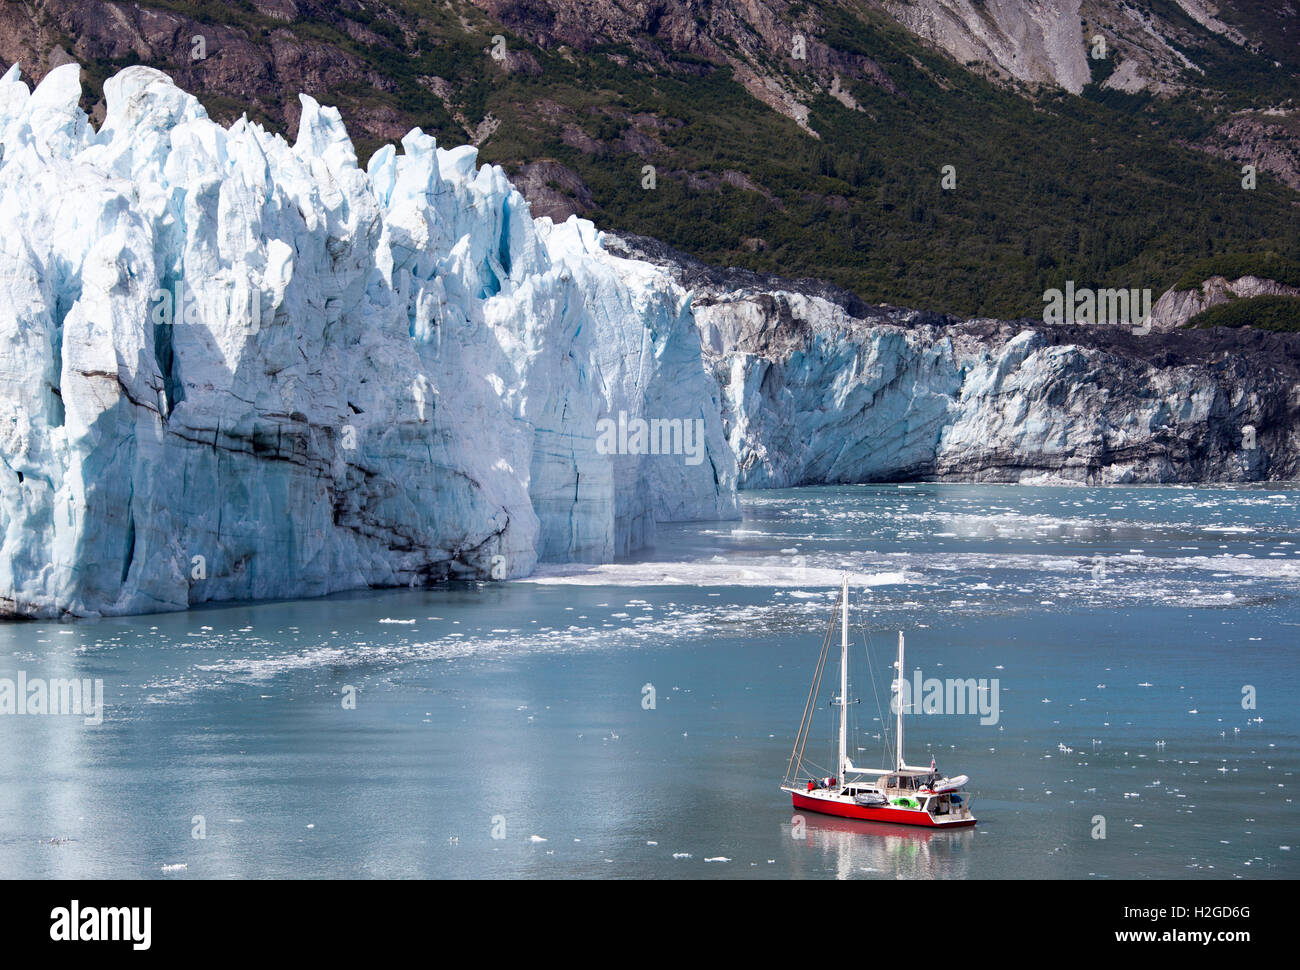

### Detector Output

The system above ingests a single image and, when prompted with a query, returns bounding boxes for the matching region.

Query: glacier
[611,234,1298,489]
[697,291,1296,488]
[0,64,738,618]
[2,65,1295,620]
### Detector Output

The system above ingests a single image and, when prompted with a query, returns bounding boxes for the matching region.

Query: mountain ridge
[1,0,1295,318]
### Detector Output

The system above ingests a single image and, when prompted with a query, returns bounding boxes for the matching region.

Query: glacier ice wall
[692,287,1295,487]
[698,292,962,486]
[0,64,737,617]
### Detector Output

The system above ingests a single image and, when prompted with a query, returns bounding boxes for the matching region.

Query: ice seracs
[0,64,737,618]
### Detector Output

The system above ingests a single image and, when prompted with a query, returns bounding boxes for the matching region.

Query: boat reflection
[791,814,974,879]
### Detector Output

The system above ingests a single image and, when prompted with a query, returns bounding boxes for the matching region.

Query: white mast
[896,631,905,770]
[837,574,848,784]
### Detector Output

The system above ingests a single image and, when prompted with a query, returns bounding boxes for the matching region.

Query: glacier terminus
[0,64,738,617]
[1,64,1293,618]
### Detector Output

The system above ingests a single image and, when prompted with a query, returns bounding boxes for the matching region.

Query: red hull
[791,792,976,828]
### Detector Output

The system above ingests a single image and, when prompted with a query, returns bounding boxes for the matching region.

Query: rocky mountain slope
[0,0,1295,318]
[1152,276,1300,330]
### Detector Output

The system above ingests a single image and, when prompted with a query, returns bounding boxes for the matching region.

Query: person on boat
[807,780,815,792]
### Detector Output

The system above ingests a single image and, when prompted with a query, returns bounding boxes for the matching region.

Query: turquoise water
[1,484,1296,878]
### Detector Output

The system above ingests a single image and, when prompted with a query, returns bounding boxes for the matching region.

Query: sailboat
[781,575,976,828]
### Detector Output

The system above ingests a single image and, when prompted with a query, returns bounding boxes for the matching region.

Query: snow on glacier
[0,64,738,617]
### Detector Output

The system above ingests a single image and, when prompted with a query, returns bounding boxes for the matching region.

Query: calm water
[1,484,1297,879]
